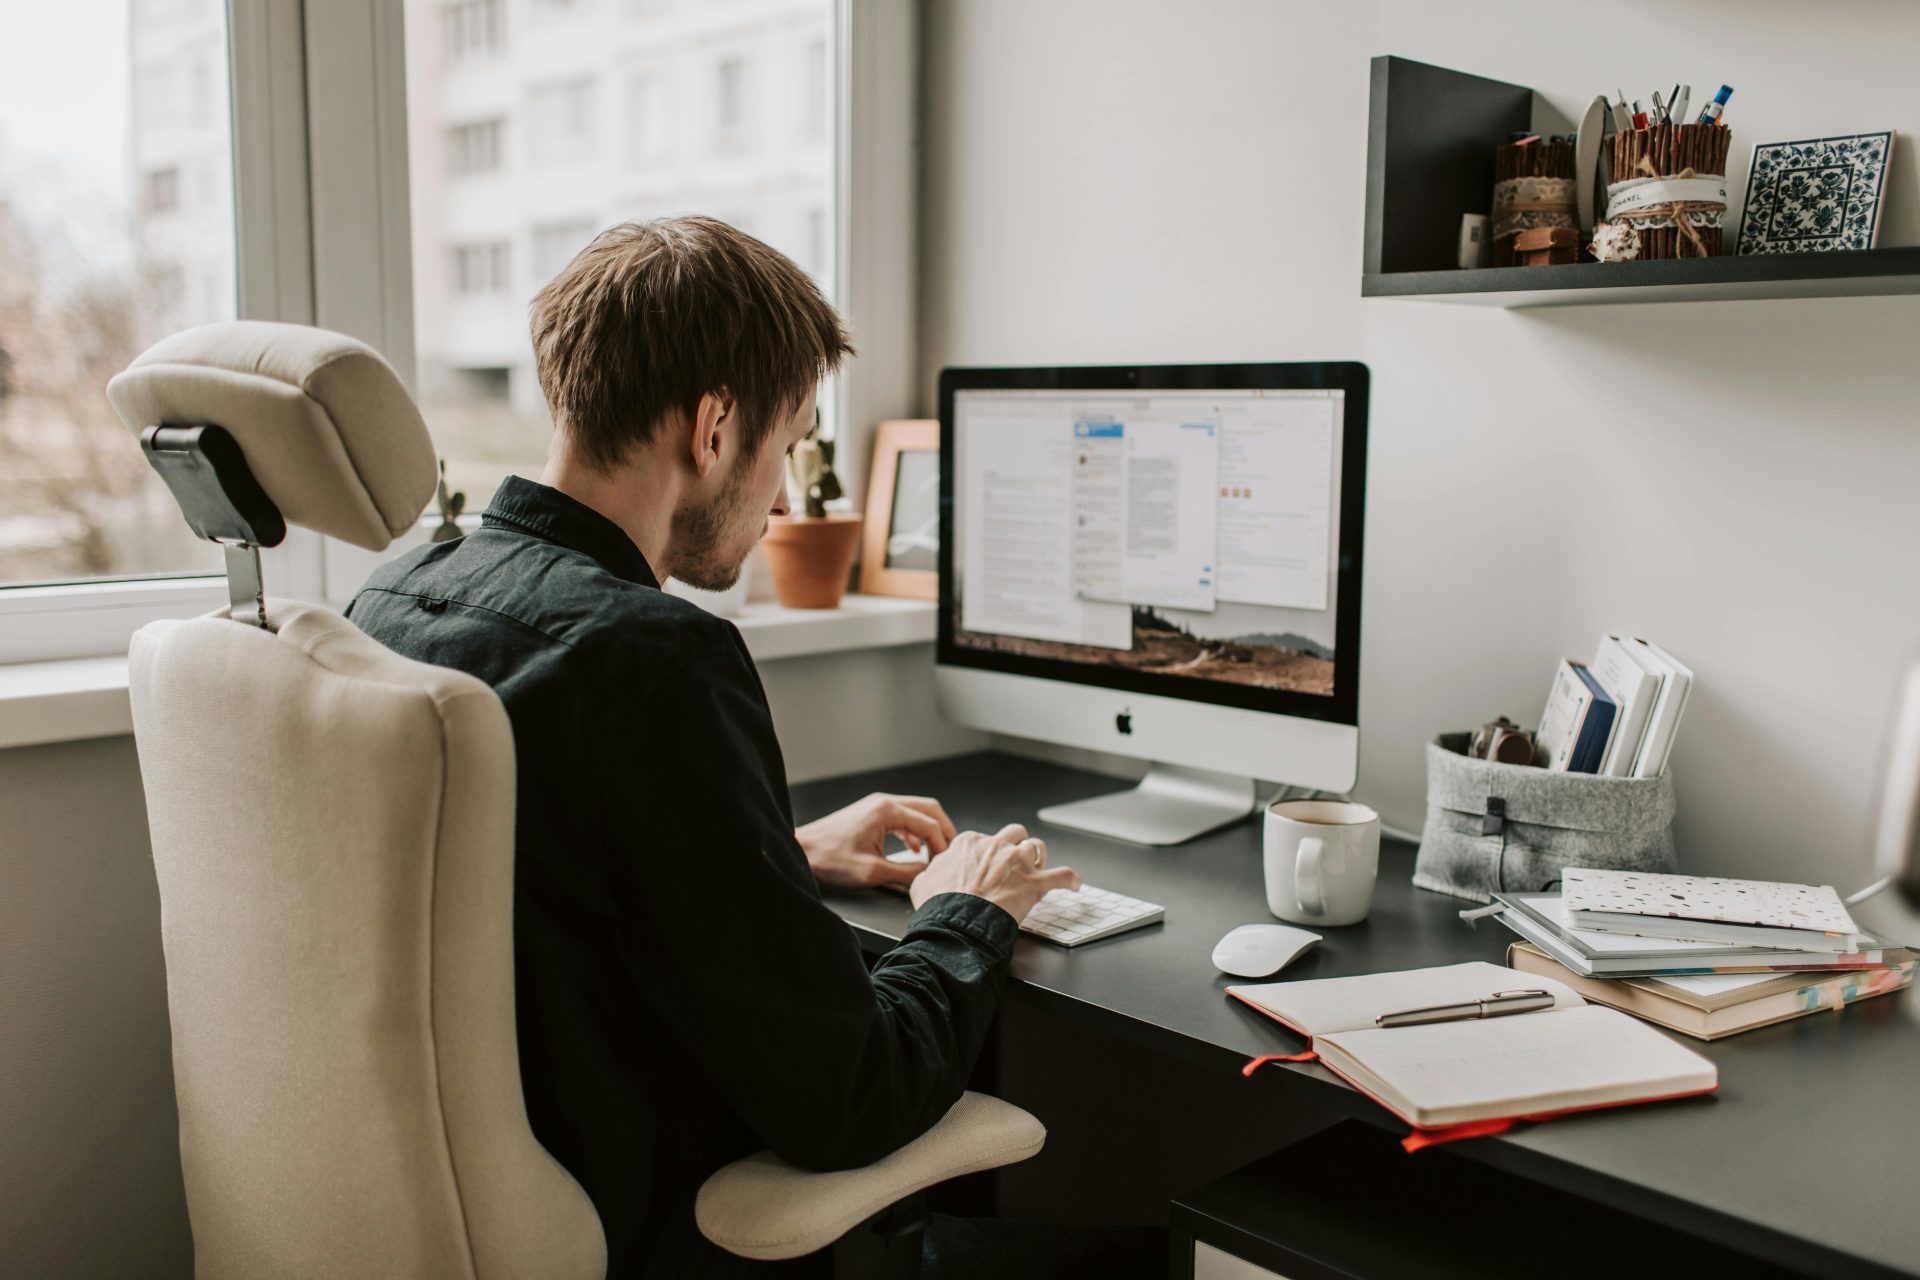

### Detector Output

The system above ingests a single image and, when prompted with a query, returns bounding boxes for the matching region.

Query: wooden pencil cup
[1599,125,1732,260]
[1491,137,1576,267]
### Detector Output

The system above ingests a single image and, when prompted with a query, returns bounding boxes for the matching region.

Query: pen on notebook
[1374,989,1558,1029]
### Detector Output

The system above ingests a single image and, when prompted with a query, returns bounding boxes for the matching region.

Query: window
[450,241,511,295]
[403,1,838,511]
[626,71,665,166]
[440,0,503,63]
[805,206,827,279]
[446,119,504,175]
[143,166,181,213]
[528,76,595,166]
[715,56,747,149]
[532,220,597,284]
[803,37,826,139]
[0,0,233,589]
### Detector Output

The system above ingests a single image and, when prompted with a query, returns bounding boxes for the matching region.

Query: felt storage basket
[1413,732,1677,904]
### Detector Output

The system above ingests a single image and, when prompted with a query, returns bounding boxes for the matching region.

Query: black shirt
[348,476,1018,1277]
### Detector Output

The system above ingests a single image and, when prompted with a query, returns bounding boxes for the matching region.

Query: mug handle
[1296,837,1326,916]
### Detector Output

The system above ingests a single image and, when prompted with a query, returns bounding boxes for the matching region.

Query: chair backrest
[108,322,605,1280]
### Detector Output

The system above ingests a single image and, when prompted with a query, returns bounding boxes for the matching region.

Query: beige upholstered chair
[108,322,1044,1280]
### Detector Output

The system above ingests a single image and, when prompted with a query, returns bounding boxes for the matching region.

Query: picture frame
[1737,131,1895,255]
[859,418,939,600]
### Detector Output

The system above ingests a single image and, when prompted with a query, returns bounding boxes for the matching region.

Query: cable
[1844,874,1895,907]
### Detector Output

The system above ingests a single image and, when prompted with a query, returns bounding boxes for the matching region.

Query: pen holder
[1490,137,1576,267]
[1412,733,1678,904]
[1595,125,1732,261]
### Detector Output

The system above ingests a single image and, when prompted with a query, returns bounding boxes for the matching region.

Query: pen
[1612,90,1632,133]
[1375,989,1558,1028]
[1631,100,1648,130]
[1668,83,1682,122]
[1698,84,1733,126]
[1650,90,1668,126]
[1673,84,1691,125]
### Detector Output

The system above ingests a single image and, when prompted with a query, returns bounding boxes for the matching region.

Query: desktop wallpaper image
[951,597,1335,695]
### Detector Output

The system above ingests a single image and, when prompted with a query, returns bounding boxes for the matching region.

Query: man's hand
[909,823,1080,924]
[796,793,959,892]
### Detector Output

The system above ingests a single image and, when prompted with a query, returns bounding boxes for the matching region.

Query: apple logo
[1115,708,1133,735]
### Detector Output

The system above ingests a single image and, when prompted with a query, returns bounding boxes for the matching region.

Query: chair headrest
[106,321,438,551]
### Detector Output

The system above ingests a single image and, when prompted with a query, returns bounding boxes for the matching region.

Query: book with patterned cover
[1562,868,1872,952]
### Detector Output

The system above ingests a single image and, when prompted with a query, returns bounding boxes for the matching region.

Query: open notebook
[1230,961,1718,1130]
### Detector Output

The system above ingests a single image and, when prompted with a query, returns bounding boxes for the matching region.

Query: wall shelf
[1362,56,1920,308]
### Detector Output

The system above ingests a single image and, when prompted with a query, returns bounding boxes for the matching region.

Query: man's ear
[688,389,735,479]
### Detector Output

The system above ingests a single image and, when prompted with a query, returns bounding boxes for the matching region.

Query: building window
[805,206,826,281]
[715,56,747,149]
[529,76,595,165]
[532,220,596,283]
[446,119,504,175]
[626,72,665,166]
[450,241,511,295]
[803,37,827,139]
[143,166,181,213]
[0,0,235,587]
[440,0,503,63]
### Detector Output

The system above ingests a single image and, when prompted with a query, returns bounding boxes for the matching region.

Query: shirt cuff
[906,892,1020,959]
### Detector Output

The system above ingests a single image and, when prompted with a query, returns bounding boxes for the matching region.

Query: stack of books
[1490,868,1915,1040]
[1537,635,1691,776]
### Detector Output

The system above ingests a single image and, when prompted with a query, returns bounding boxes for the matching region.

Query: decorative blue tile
[1738,132,1894,254]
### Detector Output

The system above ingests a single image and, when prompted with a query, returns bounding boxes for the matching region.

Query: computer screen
[939,364,1366,725]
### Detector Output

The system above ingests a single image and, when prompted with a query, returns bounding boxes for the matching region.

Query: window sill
[0,595,934,750]
[729,594,934,661]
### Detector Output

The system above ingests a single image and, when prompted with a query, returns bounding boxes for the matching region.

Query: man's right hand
[907,823,1081,923]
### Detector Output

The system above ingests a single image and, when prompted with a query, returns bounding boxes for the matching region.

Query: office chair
[107,321,1044,1279]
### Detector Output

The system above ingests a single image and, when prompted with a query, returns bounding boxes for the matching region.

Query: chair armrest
[694,1092,1046,1262]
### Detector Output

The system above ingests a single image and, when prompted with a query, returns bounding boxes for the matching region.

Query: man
[348,217,1081,1277]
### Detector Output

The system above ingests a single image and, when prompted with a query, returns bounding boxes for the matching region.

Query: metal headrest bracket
[139,425,287,630]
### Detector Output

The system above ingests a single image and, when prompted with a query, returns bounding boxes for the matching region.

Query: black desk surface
[793,752,1920,1280]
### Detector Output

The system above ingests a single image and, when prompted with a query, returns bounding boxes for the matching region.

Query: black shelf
[1362,56,1920,307]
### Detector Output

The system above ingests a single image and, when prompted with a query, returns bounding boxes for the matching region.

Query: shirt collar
[481,475,660,588]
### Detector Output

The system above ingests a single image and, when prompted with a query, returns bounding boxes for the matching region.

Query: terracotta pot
[762,514,863,609]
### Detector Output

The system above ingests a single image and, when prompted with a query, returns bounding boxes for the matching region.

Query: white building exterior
[128,0,235,349]
[406,0,834,426]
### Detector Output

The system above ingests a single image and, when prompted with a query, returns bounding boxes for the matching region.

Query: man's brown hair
[529,216,853,471]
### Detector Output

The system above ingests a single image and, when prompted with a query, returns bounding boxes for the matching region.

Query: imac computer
[937,362,1369,846]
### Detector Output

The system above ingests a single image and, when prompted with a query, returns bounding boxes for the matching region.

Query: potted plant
[762,416,862,608]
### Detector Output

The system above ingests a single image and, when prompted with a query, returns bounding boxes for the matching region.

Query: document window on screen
[953,388,1342,695]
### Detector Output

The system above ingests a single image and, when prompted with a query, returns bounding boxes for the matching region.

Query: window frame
[3,0,921,659]
[0,0,325,665]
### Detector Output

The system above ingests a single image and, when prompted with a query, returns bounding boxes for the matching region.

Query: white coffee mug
[1264,799,1381,927]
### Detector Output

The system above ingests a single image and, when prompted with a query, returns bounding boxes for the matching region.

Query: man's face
[669,389,813,591]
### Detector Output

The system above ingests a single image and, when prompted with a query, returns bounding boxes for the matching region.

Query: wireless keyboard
[1019,885,1165,947]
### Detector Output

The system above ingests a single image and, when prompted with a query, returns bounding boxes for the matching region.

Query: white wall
[0,737,192,1280]
[921,0,1920,885]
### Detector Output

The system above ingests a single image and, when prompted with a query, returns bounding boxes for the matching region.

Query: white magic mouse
[1212,924,1323,979]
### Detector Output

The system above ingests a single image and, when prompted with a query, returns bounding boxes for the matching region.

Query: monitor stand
[1037,763,1259,846]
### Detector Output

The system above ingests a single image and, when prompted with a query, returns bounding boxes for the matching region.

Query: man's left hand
[797,793,959,892]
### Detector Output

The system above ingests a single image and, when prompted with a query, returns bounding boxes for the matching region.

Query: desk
[794,751,1920,1280]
